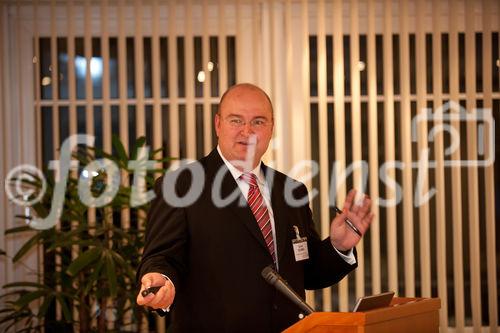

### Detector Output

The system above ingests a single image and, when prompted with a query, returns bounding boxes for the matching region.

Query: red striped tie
[241,172,276,264]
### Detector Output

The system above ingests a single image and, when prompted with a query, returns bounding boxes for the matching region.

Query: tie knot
[241,172,258,188]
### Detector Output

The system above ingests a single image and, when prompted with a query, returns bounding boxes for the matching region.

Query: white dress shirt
[216,146,356,265]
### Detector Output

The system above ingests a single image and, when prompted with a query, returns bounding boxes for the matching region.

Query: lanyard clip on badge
[292,225,309,261]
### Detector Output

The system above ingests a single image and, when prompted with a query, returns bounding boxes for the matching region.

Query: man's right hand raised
[136,272,175,310]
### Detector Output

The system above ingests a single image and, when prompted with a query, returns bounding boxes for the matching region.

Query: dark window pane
[177,37,185,97]
[392,34,400,95]
[194,37,203,97]
[195,104,204,159]
[442,33,449,93]
[126,37,135,98]
[77,106,86,134]
[309,103,320,229]
[426,33,433,93]
[492,33,499,92]
[360,35,368,96]
[344,35,351,96]
[111,105,120,155]
[59,106,69,147]
[143,37,152,98]
[39,38,52,99]
[309,36,318,97]
[327,102,336,176]
[475,32,482,93]
[211,104,218,144]
[128,105,136,152]
[41,107,53,169]
[57,37,68,100]
[227,36,236,87]
[409,34,416,95]
[376,35,384,94]
[109,37,119,99]
[458,33,466,93]
[161,104,171,168]
[75,37,86,100]
[326,35,333,96]
[160,37,169,98]
[145,104,153,146]
[92,37,102,99]
[178,104,186,159]
[94,106,103,153]
[111,105,120,138]
[344,102,353,180]
[210,36,219,97]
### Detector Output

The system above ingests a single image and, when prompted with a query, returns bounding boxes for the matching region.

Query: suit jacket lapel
[204,149,270,255]
[263,165,289,265]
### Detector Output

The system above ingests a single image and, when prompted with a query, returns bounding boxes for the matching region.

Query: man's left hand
[330,189,374,252]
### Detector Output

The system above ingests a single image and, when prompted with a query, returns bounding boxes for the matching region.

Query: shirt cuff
[160,274,173,312]
[333,247,357,265]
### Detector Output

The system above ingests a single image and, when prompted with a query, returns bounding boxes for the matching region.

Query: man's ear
[214,113,221,137]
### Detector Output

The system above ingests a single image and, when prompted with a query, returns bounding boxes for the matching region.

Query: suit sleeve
[295,183,358,290]
[136,176,189,289]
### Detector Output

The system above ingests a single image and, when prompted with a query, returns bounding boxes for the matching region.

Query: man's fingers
[136,286,155,306]
[360,212,374,231]
[141,274,154,289]
[356,196,372,219]
[138,273,171,307]
[150,285,169,309]
[342,189,357,211]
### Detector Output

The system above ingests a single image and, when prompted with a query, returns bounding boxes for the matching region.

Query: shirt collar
[216,145,265,185]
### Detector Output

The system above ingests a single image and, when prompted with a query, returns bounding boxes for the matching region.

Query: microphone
[261,266,314,315]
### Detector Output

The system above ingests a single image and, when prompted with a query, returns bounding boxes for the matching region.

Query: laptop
[352,291,395,312]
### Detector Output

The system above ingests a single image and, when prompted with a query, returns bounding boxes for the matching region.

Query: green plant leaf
[3,282,46,289]
[105,255,117,297]
[109,250,127,268]
[66,247,102,277]
[83,259,104,295]
[55,294,72,322]
[4,226,32,235]
[38,294,54,318]
[47,239,97,252]
[130,136,147,160]
[0,291,27,300]
[13,290,45,309]
[112,134,129,162]
[12,232,44,262]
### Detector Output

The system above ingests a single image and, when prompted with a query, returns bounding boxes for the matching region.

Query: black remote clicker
[141,285,162,297]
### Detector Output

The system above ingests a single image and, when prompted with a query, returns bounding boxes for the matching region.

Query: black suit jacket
[137,149,356,332]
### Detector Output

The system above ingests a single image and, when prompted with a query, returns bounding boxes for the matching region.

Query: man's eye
[252,120,265,126]
[230,119,242,125]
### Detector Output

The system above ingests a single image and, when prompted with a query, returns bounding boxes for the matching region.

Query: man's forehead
[224,87,268,102]
[226,113,269,119]
[221,91,271,112]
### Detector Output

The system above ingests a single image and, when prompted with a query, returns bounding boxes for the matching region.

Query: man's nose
[241,122,254,135]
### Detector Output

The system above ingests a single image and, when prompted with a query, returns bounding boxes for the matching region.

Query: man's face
[215,87,274,170]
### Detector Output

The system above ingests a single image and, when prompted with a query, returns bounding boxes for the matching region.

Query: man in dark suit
[136,83,373,332]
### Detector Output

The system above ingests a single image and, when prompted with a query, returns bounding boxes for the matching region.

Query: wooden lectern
[284,297,440,333]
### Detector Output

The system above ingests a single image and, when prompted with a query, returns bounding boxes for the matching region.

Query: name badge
[292,226,309,261]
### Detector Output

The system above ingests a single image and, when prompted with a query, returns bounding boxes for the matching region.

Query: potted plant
[1,135,171,332]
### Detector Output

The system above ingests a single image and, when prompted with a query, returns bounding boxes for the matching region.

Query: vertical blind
[0,1,498,332]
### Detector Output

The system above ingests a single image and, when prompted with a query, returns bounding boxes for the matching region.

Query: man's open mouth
[238,141,255,146]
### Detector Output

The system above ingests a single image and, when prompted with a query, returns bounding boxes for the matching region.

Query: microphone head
[261,265,278,285]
